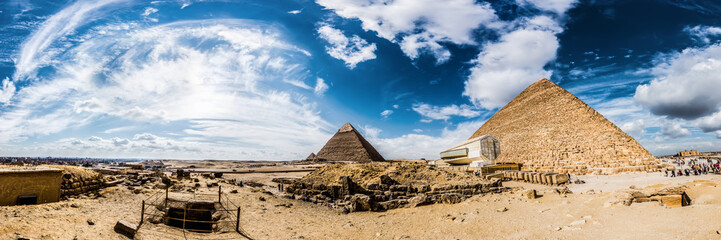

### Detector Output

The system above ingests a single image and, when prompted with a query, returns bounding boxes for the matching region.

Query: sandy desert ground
[2,166,721,240]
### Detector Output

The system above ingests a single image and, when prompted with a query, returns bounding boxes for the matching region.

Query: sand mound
[42,165,101,179]
[300,162,487,187]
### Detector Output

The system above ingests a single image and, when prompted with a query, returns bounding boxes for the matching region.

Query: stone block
[114,220,137,238]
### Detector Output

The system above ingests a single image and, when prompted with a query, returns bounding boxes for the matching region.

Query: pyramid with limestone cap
[468,78,659,175]
[315,122,385,163]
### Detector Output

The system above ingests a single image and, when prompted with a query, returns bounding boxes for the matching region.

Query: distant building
[440,135,500,165]
[678,150,700,157]
[0,166,63,206]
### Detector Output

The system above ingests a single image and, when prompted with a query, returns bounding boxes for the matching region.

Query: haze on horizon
[0,0,720,160]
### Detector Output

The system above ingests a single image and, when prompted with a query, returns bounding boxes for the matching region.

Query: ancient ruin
[314,122,385,163]
[0,166,63,206]
[275,162,505,212]
[468,78,660,174]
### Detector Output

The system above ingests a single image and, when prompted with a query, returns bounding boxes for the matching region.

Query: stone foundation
[274,175,505,212]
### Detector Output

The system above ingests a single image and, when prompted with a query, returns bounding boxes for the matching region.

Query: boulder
[376,199,408,211]
[114,220,137,238]
[379,175,397,185]
[437,193,464,204]
[655,193,691,208]
[349,194,372,212]
[522,189,537,199]
[407,194,429,208]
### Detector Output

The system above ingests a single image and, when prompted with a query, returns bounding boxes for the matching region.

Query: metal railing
[137,186,252,239]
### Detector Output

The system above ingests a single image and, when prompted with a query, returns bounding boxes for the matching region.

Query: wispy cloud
[412,103,480,121]
[2,16,333,159]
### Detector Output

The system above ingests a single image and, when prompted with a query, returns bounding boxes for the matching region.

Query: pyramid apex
[339,122,355,132]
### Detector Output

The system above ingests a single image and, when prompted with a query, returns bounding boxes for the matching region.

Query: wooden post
[182,205,187,231]
[218,185,222,203]
[235,207,240,233]
[165,187,169,209]
[139,200,145,227]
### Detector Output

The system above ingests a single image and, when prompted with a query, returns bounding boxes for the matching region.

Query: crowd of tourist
[665,158,721,177]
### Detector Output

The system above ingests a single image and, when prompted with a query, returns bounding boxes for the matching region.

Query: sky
[0,0,719,160]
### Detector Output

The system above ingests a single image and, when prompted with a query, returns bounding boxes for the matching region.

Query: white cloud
[314,77,329,96]
[284,79,312,90]
[620,119,646,139]
[392,104,399,109]
[716,130,721,139]
[0,77,16,103]
[288,9,301,14]
[412,103,480,121]
[697,111,721,132]
[317,24,377,68]
[413,129,423,133]
[380,109,393,118]
[133,133,158,141]
[367,120,485,160]
[361,125,382,138]
[661,121,692,139]
[315,0,499,62]
[463,16,561,109]
[685,25,721,43]
[635,43,721,119]
[112,137,130,146]
[14,0,126,80]
[2,17,334,159]
[517,0,577,15]
[141,7,158,16]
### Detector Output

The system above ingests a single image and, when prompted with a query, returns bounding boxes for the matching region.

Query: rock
[379,175,397,185]
[376,199,408,211]
[555,227,562,231]
[569,219,586,226]
[70,203,80,208]
[407,194,428,208]
[496,207,508,212]
[133,189,141,194]
[657,194,691,208]
[231,189,238,193]
[522,189,537,199]
[114,220,137,238]
[259,196,266,201]
[584,189,595,195]
[87,219,95,225]
[438,193,464,204]
[349,194,372,212]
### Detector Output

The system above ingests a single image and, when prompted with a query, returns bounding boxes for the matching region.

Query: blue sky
[0,0,719,160]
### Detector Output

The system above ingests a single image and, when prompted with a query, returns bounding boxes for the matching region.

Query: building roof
[0,166,63,174]
[442,134,494,152]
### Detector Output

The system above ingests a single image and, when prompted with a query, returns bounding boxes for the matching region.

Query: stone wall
[60,173,104,197]
[275,175,505,212]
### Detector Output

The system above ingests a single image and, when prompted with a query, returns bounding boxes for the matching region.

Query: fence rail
[137,186,252,239]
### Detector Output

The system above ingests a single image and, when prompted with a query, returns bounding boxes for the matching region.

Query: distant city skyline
[0,0,720,160]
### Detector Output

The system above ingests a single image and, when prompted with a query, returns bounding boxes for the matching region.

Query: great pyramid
[315,122,385,163]
[469,78,659,175]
